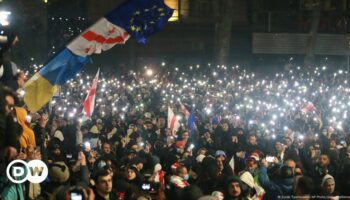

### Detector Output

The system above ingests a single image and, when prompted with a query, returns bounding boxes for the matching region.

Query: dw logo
[6,160,48,184]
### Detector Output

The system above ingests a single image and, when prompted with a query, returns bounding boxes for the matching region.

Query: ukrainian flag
[24,49,89,112]
[24,0,173,112]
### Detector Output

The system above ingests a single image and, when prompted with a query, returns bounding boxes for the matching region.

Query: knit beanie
[49,162,70,183]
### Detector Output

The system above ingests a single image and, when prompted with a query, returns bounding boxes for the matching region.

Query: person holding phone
[258,159,294,199]
[65,186,94,200]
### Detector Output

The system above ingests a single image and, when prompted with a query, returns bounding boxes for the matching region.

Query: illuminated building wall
[86,0,189,22]
[164,0,189,21]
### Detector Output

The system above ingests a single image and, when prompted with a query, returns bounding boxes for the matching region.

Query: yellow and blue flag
[24,0,173,112]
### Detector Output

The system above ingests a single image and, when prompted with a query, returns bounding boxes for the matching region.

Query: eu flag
[106,0,174,44]
[188,111,195,135]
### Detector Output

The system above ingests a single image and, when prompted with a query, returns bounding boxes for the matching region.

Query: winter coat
[258,166,293,200]
[0,177,25,200]
[15,107,36,148]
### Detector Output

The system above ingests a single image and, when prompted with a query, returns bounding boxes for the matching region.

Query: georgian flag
[67,18,130,56]
[83,69,99,118]
[168,107,180,134]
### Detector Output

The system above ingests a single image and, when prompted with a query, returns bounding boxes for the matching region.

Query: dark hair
[132,193,152,200]
[178,130,190,140]
[126,165,139,175]
[102,141,111,147]
[93,169,110,183]
[284,137,293,142]
[297,176,314,195]
[320,153,330,159]
[176,165,187,175]
[180,185,203,200]
[3,86,19,105]
[274,139,286,145]
[247,134,256,139]
[280,166,294,179]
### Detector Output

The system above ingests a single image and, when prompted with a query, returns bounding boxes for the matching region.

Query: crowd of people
[1,56,350,200]
[2,20,350,200]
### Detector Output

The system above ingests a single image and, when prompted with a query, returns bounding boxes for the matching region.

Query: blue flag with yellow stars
[106,0,174,44]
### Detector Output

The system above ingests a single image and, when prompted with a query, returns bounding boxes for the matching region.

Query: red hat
[252,150,262,155]
[171,162,180,169]
[175,141,185,148]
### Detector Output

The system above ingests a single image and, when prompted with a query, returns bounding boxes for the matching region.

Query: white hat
[154,163,162,173]
[196,154,206,163]
[90,125,99,134]
[247,154,260,162]
[144,112,152,118]
[240,171,255,188]
[211,191,224,200]
[321,174,335,187]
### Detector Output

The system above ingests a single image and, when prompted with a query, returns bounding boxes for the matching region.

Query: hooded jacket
[258,166,293,200]
[240,172,265,200]
[0,177,25,200]
[15,107,36,148]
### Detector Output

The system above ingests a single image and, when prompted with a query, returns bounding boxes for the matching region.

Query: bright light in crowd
[84,141,91,148]
[176,115,182,120]
[18,89,25,97]
[26,115,32,123]
[189,144,195,150]
[205,108,212,115]
[146,69,153,76]
[0,11,11,26]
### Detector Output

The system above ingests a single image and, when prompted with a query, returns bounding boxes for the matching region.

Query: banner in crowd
[83,69,100,118]
[24,0,173,112]
[168,107,180,134]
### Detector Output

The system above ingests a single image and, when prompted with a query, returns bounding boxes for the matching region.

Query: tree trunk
[304,0,322,68]
[213,0,234,65]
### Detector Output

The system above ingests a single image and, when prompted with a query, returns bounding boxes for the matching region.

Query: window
[164,0,189,21]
